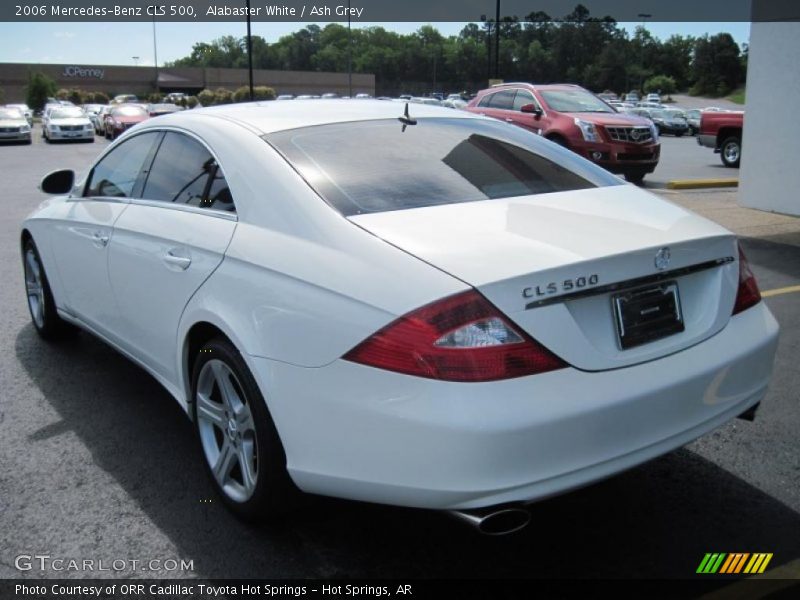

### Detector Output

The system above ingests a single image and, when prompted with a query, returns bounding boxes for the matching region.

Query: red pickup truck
[697,111,744,168]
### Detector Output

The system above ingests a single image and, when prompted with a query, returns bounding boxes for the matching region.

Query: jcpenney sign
[62,66,105,79]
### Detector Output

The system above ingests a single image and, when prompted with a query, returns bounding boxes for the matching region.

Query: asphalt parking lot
[0,126,797,581]
[645,134,737,188]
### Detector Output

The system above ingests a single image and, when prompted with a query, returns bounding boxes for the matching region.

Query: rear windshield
[266,118,621,216]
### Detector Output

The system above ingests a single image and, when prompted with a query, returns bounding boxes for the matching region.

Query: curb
[666,179,739,190]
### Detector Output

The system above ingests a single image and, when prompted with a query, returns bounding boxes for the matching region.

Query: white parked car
[0,107,32,143]
[43,106,94,143]
[6,103,33,125]
[22,101,778,534]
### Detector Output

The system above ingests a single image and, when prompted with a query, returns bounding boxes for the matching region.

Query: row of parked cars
[0,97,184,146]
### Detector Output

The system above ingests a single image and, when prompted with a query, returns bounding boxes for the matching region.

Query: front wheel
[624,170,647,185]
[22,238,75,340]
[192,338,296,521]
[720,136,741,168]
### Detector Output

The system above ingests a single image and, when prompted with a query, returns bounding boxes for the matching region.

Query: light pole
[152,14,159,94]
[132,56,140,67]
[494,0,500,80]
[637,13,652,93]
[480,15,491,83]
[246,0,254,100]
[347,0,353,97]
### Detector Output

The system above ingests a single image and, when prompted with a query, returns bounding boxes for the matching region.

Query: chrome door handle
[92,231,109,247]
[505,118,514,122]
[163,249,192,270]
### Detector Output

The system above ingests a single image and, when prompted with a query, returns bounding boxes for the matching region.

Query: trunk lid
[350,185,739,371]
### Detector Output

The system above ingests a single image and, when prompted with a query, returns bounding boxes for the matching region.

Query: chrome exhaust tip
[449,506,531,535]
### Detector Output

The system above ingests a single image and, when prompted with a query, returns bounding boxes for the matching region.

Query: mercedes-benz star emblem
[655,247,671,271]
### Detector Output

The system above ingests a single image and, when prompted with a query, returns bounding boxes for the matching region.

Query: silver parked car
[0,107,32,144]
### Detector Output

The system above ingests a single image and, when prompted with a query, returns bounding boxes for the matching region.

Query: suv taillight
[732,244,761,315]
[343,290,567,382]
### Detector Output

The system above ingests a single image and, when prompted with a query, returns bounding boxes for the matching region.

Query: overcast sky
[0,22,750,67]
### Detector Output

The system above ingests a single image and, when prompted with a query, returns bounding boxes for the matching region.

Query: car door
[510,89,546,135]
[482,89,516,123]
[48,132,161,339]
[107,130,237,384]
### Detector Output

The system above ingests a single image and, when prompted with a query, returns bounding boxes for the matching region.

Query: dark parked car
[631,108,689,137]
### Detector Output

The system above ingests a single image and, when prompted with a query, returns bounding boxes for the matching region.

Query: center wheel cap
[227,418,238,442]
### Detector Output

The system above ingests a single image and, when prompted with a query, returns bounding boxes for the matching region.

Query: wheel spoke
[213,440,237,484]
[196,392,226,429]
[211,361,241,410]
[234,404,255,433]
[238,442,256,492]
[25,251,40,282]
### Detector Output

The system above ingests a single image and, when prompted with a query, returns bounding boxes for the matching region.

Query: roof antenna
[398,102,417,132]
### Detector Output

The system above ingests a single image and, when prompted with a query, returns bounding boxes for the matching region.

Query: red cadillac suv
[466,83,660,183]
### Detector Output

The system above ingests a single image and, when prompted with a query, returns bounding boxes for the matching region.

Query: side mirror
[521,103,543,117]
[40,169,75,195]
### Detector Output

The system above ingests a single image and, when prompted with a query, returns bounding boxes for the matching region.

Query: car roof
[141,99,480,134]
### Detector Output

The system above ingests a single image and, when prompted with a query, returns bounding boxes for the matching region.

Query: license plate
[65,132,80,137]
[613,282,684,350]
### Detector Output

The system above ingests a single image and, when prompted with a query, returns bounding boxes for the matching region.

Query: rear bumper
[697,134,717,149]
[249,302,779,510]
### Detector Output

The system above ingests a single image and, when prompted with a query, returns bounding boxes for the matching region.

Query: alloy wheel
[196,359,259,502]
[24,248,45,329]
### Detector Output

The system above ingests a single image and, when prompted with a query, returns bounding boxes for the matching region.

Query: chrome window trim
[127,197,238,222]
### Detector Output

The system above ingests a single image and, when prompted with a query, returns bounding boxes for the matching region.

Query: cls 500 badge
[523,275,599,298]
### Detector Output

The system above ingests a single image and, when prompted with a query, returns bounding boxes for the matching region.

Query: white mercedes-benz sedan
[21,101,778,534]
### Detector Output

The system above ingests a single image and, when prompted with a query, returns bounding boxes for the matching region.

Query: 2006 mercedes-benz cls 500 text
[21,101,778,534]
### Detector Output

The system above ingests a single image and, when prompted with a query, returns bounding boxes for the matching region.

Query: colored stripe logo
[697,553,773,574]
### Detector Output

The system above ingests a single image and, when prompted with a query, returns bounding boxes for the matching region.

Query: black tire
[22,238,76,340]
[720,136,741,168]
[191,337,297,521]
[624,170,647,185]
[546,135,569,149]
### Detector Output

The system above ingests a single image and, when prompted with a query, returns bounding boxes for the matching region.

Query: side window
[84,132,159,198]
[488,90,516,110]
[512,90,537,111]
[142,132,212,206]
[205,166,235,212]
[143,132,236,213]
[477,94,493,108]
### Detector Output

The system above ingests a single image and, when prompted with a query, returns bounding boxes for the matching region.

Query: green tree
[644,75,677,95]
[691,33,743,96]
[25,71,58,111]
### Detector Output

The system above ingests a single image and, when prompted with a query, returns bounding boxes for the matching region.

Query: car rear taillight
[732,244,761,315]
[343,290,567,382]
